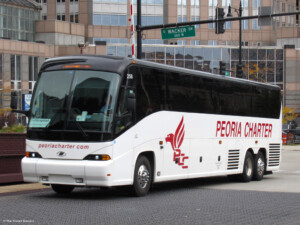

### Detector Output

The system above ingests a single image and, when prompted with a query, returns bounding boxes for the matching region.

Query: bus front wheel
[240,151,254,182]
[132,156,152,197]
[51,184,74,195]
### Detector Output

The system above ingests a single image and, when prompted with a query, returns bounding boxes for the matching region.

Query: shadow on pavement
[30,176,236,200]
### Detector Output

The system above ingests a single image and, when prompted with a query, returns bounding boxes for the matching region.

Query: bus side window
[115,86,134,134]
[136,67,164,122]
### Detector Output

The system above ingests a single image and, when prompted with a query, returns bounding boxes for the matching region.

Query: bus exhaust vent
[268,144,280,167]
[227,150,240,170]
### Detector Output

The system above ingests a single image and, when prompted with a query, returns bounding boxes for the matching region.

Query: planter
[0,133,26,184]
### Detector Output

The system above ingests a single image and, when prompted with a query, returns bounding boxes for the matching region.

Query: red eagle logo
[165,116,189,169]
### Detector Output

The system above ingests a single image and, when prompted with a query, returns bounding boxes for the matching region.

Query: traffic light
[236,64,243,78]
[219,61,226,75]
[215,7,225,34]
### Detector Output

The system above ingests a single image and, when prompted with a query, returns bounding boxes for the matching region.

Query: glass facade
[108,44,284,89]
[208,0,217,29]
[0,54,2,107]
[0,54,2,92]
[190,0,200,28]
[133,15,163,26]
[252,0,261,30]
[29,56,39,93]
[94,14,127,26]
[94,38,127,44]
[133,0,163,4]
[69,0,79,23]
[11,55,21,91]
[222,0,231,29]
[133,0,163,28]
[0,4,40,41]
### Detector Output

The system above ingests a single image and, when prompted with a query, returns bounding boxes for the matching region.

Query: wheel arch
[135,151,155,182]
[257,148,267,161]
[246,148,254,156]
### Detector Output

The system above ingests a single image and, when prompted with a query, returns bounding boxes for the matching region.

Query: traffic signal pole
[135,0,300,67]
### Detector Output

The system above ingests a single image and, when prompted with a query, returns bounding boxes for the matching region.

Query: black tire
[239,151,254,182]
[132,156,152,197]
[51,184,74,195]
[253,152,265,181]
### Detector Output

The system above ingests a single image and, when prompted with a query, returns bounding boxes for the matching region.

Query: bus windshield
[29,70,120,134]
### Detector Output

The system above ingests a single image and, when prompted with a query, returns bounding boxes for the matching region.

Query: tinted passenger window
[135,67,165,121]
[191,76,215,114]
[165,72,192,112]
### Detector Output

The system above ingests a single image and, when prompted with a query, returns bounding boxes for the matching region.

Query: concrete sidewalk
[0,144,299,195]
[282,145,300,151]
[0,183,50,195]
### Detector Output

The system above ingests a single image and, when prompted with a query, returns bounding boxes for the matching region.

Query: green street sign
[161,26,195,40]
[225,71,230,77]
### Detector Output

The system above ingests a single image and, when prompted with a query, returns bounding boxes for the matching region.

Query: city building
[0,0,299,123]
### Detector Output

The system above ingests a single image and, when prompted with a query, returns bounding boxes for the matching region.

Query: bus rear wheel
[51,184,74,194]
[132,156,152,197]
[239,151,254,182]
[253,152,265,181]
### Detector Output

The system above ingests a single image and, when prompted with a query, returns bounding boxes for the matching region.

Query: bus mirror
[10,92,30,117]
[127,91,136,112]
[11,92,18,110]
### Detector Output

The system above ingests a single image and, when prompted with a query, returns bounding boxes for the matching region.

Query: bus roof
[41,55,280,91]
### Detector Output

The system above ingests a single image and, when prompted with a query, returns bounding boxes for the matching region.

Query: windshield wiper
[74,121,89,139]
[46,95,68,129]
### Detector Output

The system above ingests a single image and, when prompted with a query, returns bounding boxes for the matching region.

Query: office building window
[208,0,217,29]
[222,0,232,29]
[190,40,200,45]
[57,13,65,21]
[133,0,163,4]
[29,56,39,92]
[142,39,164,44]
[94,38,127,44]
[208,40,218,46]
[133,15,163,26]
[252,0,261,30]
[190,0,200,28]
[178,0,187,26]
[0,54,2,97]
[0,5,40,41]
[11,55,21,90]
[94,14,127,26]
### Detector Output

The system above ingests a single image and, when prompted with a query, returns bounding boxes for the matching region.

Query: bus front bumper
[22,157,114,187]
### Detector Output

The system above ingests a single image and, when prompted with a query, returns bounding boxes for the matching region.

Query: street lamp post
[238,2,243,78]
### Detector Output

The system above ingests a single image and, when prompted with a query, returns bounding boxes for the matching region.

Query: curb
[0,183,50,195]
[282,145,300,151]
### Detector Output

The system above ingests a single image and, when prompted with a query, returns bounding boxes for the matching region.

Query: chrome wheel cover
[257,157,265,176]
[137,165,150,189]
[246,157,253,177]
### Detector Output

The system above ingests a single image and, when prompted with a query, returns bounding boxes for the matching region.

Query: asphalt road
[0,150,299,225]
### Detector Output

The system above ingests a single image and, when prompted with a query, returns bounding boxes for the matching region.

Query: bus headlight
[83,154,111,161]
[25,152,42,158]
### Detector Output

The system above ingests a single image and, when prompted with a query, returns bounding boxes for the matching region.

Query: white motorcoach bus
[16,55,282,196]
